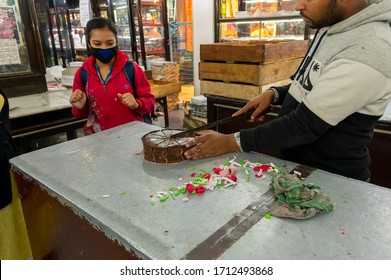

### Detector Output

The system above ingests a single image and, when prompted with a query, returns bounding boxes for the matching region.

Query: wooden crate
[199,58,301,86]
[151,62,180,82]
[201,79,292,101]
[149,80,181,99]
[144,70,152,80]
[200,40,308,64]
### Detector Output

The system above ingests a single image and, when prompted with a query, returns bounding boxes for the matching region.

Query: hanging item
[185,0,192,52]
[79,0,92,27]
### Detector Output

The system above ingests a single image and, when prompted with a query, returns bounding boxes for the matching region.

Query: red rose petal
[195,185,206,194]
[228,174,237,182]
[260,164,271,172]
[253,166,261,172]
[213,167,221,174]
[254,164,271,173]
[186,183,195,193]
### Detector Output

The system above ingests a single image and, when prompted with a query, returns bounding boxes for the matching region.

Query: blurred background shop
[0,0,390,188]
[0,0,313,96]
[34,0,194,83]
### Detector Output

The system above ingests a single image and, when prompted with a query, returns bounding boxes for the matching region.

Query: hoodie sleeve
[71,67,89,118]
[133,62,155,115]
[239,99,332,152]
[270,84,291,106]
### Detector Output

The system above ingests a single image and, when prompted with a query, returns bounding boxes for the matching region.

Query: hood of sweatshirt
[328,0,391,34]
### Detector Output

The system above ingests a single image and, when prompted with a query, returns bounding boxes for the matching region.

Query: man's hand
[233,89,275,122]
[69,89,87,110]
[117,93,139,109]
[184,130,239,160]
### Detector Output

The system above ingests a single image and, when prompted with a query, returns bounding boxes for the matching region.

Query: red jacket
[72,49,155,135]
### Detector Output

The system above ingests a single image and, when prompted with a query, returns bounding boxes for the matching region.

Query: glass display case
[98,0,110,18]
[68,4,86,55]
[0,0,47,96]
[216,0,308,42]
[34,0,114,66]
[33,0,55,67]
[133,0,170,69]
[112,0,137,61]
[68,0,110,59]
[49,0,75,67]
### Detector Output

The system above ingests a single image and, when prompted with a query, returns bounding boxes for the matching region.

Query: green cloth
[268,172,335,219]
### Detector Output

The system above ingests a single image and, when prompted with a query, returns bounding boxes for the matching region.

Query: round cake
[142,129,196,163]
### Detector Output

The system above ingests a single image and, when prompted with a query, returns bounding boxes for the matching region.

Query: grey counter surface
[8,89,72,119]
[10,122,391,259]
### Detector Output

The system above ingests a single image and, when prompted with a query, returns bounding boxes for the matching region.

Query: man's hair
[85,17,117,45]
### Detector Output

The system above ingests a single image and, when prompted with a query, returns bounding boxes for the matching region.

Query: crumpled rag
[269,172,335,219]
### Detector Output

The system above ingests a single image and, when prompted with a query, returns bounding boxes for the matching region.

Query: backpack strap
[80,62,135,95]
[80,67,88,90]
[123,61,137,98]
[123,61,153,124]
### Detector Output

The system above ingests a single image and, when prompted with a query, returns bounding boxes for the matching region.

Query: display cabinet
[34,0,76,68]
[94,0,170,69]
[50,0,75,67]
[215,0,309,42]
[0,0,47,96]
[62,0,112,62]
[132,0,170,69]
[34,0,113,67]
[34,0,56,67]
[112,0,137,62]
[97,0,110,18]
[68,5,86,57]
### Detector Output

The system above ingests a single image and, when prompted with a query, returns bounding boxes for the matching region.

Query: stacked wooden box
[149,80,181,99]
[151,61,180,82]
[151,61,181,111]
[199,40,308,101]
[149,79,181,127]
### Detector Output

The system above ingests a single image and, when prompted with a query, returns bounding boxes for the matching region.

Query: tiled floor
[178,84,194,103]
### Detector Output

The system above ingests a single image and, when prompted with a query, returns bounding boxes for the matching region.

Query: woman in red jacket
[70,17,155,135]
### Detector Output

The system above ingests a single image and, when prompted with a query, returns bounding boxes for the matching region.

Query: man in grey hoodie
[185,0,391,182]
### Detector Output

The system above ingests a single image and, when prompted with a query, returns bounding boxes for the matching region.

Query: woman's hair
[85,17,117,45]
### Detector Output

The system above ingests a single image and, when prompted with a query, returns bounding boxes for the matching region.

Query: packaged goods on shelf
[189,96,207,118]
[183,101,208,129]
[191,95,207,106]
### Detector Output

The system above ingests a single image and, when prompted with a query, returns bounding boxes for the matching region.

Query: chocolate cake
[142,129,196,163]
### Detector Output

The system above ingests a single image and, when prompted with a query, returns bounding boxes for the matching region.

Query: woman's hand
[69,89,87,110]
[117,93,139,109]
[184,130,239,160]
[233,89,275,122]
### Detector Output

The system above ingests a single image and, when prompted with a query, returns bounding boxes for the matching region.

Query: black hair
[85,17,117,46]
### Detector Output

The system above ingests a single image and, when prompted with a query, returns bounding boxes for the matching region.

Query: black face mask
[90,46,118,64]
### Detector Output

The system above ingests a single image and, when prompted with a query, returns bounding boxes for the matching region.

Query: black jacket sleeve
[270,84,291,106]
[239,94,332,152]
[0,89,16,209]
